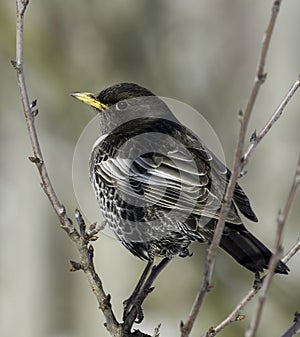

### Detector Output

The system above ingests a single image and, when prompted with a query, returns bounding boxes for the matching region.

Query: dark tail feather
[219,224,289,274]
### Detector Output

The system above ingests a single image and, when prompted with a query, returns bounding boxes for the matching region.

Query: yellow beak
[70,92,108,111]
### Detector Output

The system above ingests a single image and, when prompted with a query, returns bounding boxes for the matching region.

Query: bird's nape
[96,82,156,107]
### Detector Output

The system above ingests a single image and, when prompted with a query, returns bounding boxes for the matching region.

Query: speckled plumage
[73,83,289,274]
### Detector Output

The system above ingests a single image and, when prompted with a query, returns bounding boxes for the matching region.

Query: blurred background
[1,1,299,337]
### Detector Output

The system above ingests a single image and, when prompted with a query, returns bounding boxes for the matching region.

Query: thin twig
[280,312,300,337]
[245,221,285,337]
[13,1,124,336]
[282,237,300,264]
[203,155,300,337]
[243,79,300,165]
[204,232,300,337]
[180,2,283,336]
[204,288,258,337]
[14,0,71,230]
[245,155,300,337]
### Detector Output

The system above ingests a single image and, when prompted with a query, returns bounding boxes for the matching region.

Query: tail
[219,223,289,274]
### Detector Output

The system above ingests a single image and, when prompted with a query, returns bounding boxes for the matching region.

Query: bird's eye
[116,101,128,111]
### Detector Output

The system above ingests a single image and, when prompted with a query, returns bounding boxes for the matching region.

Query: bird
[71,82,289,276]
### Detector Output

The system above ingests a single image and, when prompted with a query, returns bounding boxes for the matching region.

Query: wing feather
[91,117,257,226]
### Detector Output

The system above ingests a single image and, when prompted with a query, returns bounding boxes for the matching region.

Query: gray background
[1,1,299,337]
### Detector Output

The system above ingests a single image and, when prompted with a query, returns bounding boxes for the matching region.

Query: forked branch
[180,1,288,336]
[13,1,123,336]
[204,156,300,337]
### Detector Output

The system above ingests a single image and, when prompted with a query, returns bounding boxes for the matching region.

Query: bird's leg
[138,257,171,302]
[123,258,171,326]
[253,271,263,290]
[123,259,154,321]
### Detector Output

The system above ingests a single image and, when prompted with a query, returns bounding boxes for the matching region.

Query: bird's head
[71,82,176,133]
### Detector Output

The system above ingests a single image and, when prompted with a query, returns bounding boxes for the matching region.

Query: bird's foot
[179,247,193,258]
[123,286,154,323]
[123,295,145,323]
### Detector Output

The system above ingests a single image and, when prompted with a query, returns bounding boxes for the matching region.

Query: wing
[92,119,245,225]
[92,117,257,225]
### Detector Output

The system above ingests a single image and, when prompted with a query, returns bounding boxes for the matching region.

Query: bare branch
[245,155,300,337]
[280,156,300,230]
[204,232,300,337]
[256,0,280,77]
[13,0,71,230]
[203,288,258,337]
[13,1,126,336]
[280,312,300,337]
[242,79,300,165]
[203,155,300,337]
[180,2,283,336]
[283,237,300,264]
[245,223,286,337]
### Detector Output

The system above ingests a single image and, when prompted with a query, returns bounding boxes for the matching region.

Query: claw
[123,296,144,323]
